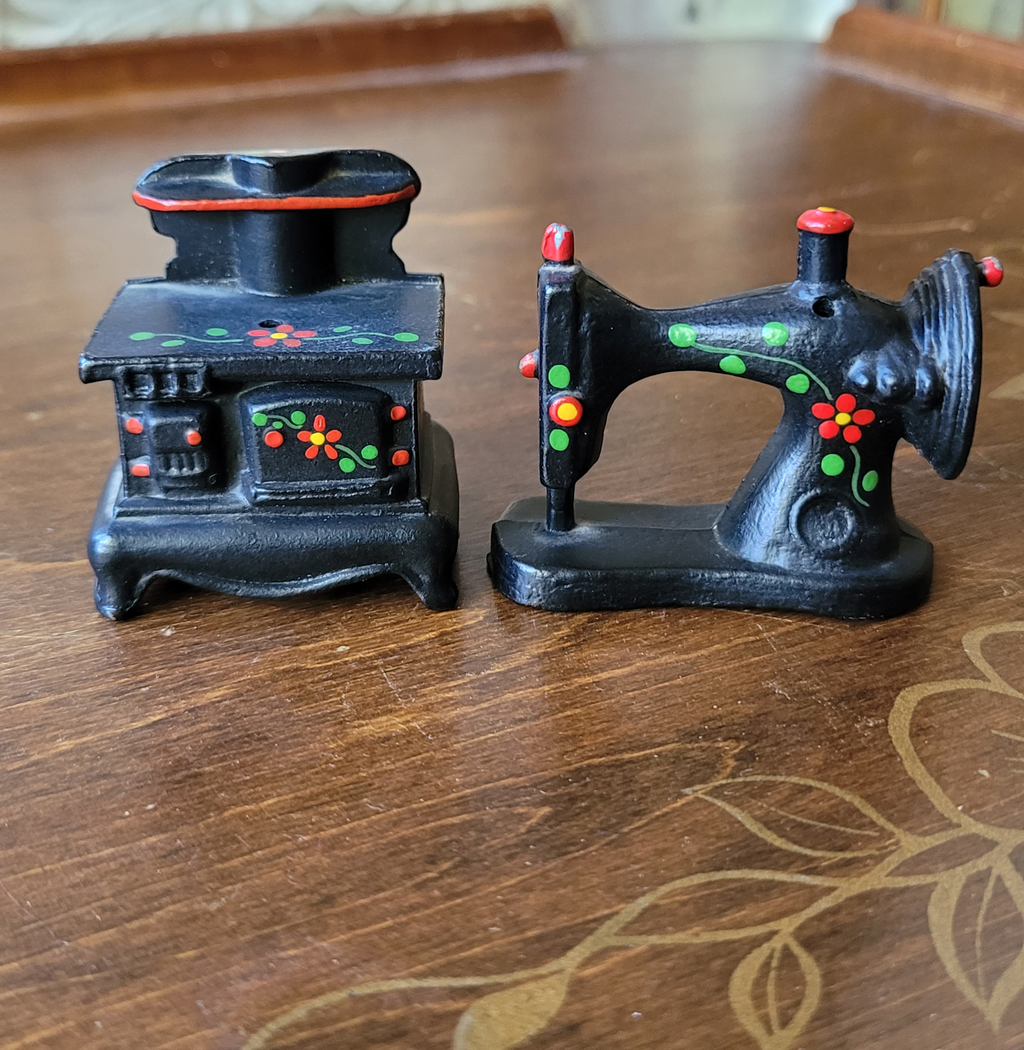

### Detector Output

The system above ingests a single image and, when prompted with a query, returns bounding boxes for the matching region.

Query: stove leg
[93,572,143,621]
[401,561,458,611]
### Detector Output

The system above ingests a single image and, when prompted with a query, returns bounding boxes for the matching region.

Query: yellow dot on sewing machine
[835,412,852,426]
[310,432,326,445]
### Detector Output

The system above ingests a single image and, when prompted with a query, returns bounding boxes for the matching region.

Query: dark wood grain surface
[2,41,1024,1050]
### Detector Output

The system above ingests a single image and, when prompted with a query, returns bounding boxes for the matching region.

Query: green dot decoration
[668,323,697,348]
[548,364,571,389]
[273,421,284,429]
[339,458,356,473]
[251,412,268,426]
[786,373,810,394]
[393,332,419,342]
[130,332,154,341]
[719,355,746,375]
[762,321,789,346]
[862,470,879,492]
[333,326,353,333]
[821,453,845,477]
[549,429,570,451]
[352,337,373,345]
[290,411,306,425]
[361,445,379,460]
[206,327,228,336]
[161,339,185,347]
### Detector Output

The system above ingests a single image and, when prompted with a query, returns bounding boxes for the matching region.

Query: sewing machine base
[90,420,459,619]
[489,499,932,620]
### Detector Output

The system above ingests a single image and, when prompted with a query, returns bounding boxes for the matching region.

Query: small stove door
[241,382,397,502]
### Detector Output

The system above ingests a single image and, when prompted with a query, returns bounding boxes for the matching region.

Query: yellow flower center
[310,432,326,445]
[271,332,288,339]
[835,412,852,426]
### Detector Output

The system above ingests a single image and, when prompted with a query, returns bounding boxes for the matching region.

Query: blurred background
[2,0,1020,51]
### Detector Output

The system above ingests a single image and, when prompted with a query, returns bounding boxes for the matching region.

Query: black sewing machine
[490,209,1001,619]
[81,150,458,619]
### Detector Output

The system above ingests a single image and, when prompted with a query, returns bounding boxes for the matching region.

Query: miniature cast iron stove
[81,150,458,619]
[491,209,1001,619]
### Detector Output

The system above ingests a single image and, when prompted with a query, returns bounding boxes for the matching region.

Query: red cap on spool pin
[796,206,854,284]
[542,223,574,263]
[797,207,854,235]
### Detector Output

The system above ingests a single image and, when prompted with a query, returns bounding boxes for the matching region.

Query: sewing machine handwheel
[901,249,983,480]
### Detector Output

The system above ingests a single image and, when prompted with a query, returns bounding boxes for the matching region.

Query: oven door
[241,382,399,503]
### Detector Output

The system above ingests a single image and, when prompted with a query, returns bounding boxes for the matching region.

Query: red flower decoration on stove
[297,414,341,460]
[811,393,875,444]
[249,324,316,348]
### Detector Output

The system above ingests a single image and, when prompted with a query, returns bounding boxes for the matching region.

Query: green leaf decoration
[339,458,356,473]
[762,321,789,346]
[862,470,879,492]
[130,332,154,341]
[786,373,810,394]
[206,327,228,336]
[394,332,419,342]
[549,429,569,451]
[290,411,306,425]
[361,445,379,460]
[719,355,746,375]
[161,339,185,347]
[548,365,570,389]
[332,326,353,332]
[251,412,268,426]
[668,323,697,347]
[821,454,845,477]
[453,973,571,1050]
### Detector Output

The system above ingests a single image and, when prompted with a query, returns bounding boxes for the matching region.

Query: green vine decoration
[849,446,869,507]
[668,321,882,507]
[668,322,833,401]
[128,324,420,349]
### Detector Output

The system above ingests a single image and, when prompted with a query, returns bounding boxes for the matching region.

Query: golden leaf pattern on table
[728,935,822,1050]
[929,853,1024,1029]
[452,972,571,1050]
[244,622,1024,1050]
[990,373,1024,400]
[691,776,901,859]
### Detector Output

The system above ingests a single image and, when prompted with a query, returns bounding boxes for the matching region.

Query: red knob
[797,207,854,234]
[519,351,538,378]
[548,395,583,427]
[979,256,1003,287]
[542,223,574,263]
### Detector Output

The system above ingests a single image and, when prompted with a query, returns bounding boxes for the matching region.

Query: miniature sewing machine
[81,150,458,619]
[490,209,1001,619]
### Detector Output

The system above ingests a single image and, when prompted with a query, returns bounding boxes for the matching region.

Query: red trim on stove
[132,184,418,212]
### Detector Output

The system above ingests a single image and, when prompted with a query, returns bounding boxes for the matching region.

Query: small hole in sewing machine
[812,297,835,318]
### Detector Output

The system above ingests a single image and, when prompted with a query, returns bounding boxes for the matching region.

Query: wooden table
[2,40,1024,1050]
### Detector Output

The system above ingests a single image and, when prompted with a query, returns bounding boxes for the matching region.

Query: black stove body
[80,150,458,619]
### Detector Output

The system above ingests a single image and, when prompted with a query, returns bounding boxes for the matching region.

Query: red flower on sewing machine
[248,323,316,348]
[811,393,875,444]
[297,414,342,460]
